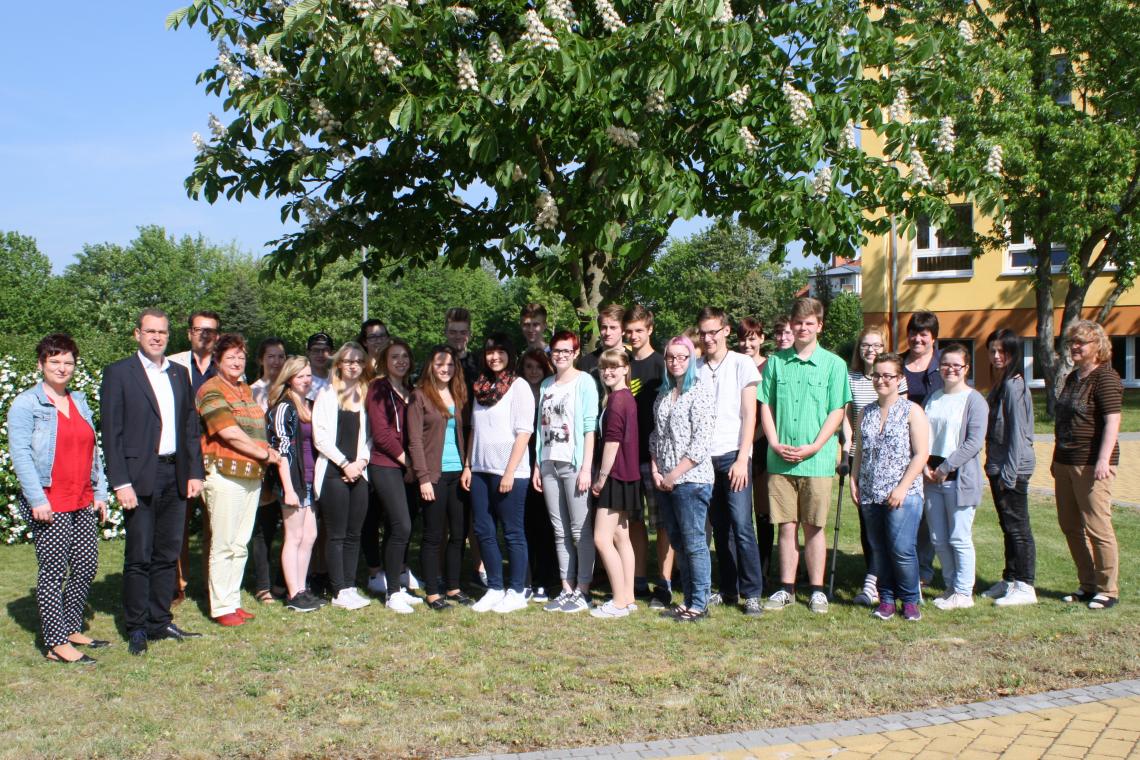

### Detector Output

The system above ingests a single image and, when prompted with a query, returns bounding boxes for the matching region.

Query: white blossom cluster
[299,196,333,223]
[606,125,640,148]
[889,87,909,121]
[208,113,226,140]
[594,0,625,32]
[958,19,974,44]
[310,98,342,132]
[645,88,667,114]
[217,42,249,90]
[291,139,309,153]
[268,0,288,13]
[238,37,287,78]
[753,6,765,21]
[986,144,1004,176]
[535,192,559,230]
[347,0,375,18]
[371,40,403,74]
[813,166,832,199]
[909,140,931,186]
[521,10,560,51]
[450,5,478,25]
[727,83,750,106]
[714,0,733,24]
[739,126,759,155]
[545,0,577,30]
[512,164,526,182]
[488,37,505,63]
[782,81,812,127]
[456,51,479,91]
[935,116,956,153]
[191,132,207,152]
[843,120,857,150]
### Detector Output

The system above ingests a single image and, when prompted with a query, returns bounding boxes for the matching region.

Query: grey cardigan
[929,389,989,505]
[985,375,1036,488]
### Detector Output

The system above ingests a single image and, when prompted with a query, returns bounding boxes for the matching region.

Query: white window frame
[1005,231,1067,275]
[1023,336,1139,389]
[911,204,974,279]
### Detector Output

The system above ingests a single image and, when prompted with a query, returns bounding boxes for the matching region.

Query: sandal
[674,607,709,623]
[1088,595,1118,610]
[255,589,276,604]
[1062,590,1096,604]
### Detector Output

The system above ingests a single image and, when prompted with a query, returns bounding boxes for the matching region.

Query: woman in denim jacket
[6,334,109,664]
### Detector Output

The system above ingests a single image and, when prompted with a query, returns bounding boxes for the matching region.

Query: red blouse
[42,398,95,513]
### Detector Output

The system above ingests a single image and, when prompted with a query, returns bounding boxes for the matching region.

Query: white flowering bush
[0,355,124,544]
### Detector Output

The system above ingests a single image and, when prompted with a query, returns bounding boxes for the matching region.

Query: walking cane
[828,458,850,599]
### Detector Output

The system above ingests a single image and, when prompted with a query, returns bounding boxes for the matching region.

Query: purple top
[600,388,639,482]
[300,419,316,485]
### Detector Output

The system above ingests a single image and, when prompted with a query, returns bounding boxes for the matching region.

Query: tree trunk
[574,248,609,350]
[1096,277,1129,325]
[1033,242,1060,418]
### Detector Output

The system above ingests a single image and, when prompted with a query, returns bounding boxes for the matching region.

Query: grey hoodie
[985,375,1036,488]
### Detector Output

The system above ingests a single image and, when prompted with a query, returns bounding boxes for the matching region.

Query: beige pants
[203,466,261,616]
[1054,463,1118,598]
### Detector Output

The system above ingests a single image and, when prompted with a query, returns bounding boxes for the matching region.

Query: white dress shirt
[138,351,178,456]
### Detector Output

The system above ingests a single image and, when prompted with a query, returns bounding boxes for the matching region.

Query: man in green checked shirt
[758,297,852,614]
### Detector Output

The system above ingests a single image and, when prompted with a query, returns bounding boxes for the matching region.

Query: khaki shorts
[768,474,832,528]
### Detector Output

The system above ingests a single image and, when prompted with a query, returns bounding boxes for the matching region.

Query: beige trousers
[203,466,261,616]
[1054,463,1118,598]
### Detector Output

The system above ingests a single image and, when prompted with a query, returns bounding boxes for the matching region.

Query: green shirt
[758,344,852,477]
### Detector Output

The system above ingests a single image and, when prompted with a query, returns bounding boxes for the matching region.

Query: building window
[1023,336,1138,389]
[913,204,973,277]
[1052,55,1073,106]
[1006,221,1068,273]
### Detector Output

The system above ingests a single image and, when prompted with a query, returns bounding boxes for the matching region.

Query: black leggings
[319,474,369,594]
[420,471,465,595]
[524,484,558,590]
[249,498,282,592]
[369,465,415,590]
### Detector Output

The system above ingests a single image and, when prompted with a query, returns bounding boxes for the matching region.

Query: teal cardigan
[534,372,599,470]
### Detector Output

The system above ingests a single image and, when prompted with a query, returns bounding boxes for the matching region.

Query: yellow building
[859,133,1140,391]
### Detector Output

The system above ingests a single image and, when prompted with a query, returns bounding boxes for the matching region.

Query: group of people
[5,296,1124,663]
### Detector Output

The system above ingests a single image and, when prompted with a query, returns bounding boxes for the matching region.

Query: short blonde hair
[1064,320,1112,364]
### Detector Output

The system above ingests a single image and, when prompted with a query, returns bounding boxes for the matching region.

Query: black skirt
[596,477,642,512]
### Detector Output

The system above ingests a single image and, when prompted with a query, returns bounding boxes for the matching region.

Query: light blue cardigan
[534,372,599,470]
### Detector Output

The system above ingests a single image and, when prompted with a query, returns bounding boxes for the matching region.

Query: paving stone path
[458,679,1140,759]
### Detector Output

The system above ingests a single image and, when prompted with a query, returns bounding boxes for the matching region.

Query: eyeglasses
[939,363,967,372]
[190,327,218,336]
[364,333,389,342]
[859,343,884,350]
[665,354,690,363]
[871,373,900,382]
[697,327,726,339]
[340,359,364,366]
[550,348,574,357]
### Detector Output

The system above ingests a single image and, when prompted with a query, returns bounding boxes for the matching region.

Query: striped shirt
[197,375,269,479]
[1054,364,1122,466]
[758,344,852,477]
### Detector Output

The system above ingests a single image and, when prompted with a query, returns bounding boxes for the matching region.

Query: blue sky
[0,2,808,272]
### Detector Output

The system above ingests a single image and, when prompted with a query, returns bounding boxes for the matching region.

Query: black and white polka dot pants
[32,507,99,648]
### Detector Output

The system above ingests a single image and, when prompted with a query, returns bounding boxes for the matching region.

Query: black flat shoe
[128,631,148,656]
[445,592,475,606]
[46,650,96,665]
[73,639,112,649]
[148,623,203,641]
[1062,590,1096,604]
[427,598,453,611]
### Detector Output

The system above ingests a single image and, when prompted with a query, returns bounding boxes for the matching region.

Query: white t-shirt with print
[697,351,761,456]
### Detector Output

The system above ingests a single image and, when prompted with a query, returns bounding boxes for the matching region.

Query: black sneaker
[286,592,320,612]
[649,586,672,610]
[302,590,328,607]
[445,591,476,606]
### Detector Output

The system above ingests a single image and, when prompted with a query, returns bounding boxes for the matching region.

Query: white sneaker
[367,572,387,595]
[492,589,528,614]
[933,592,974,610]
[994,581,1038,607]
[590,600,630,619]
[400,587,424,605]
[386,590,415,614]
[981,580,1009,599]
[400,569,421,591]
[332,588,370,610]
[471,589,506,613]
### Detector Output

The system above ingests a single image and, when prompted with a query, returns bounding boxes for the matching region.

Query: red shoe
[214,612,244,627]
[235,608,255,621]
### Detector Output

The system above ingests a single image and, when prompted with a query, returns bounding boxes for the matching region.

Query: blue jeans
[924,481,978,596]
[658,482,713,611]
[708,452,764,599]
[862,494,923,605]
[470,473,528,593]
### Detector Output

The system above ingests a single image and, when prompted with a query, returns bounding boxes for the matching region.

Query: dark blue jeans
[470,473,528,593]
[862,494,923,605]
[708,452,764,599]
[989,475,1036,585]
[658,482,713,611]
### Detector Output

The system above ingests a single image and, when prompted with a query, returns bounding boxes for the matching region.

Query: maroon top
[43,398,95,513]
[600,388,640,483]
[367,378,410,469]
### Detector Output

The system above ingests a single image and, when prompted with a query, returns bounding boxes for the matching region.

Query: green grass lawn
[1033,388,1140,434]
[1,493,1137,759]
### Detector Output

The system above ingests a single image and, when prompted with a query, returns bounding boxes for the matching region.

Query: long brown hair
[416,345,467,417]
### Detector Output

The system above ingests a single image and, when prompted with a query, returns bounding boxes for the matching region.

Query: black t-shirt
[630,351,666,464]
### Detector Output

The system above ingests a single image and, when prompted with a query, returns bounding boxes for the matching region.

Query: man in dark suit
[101,308,206,655]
